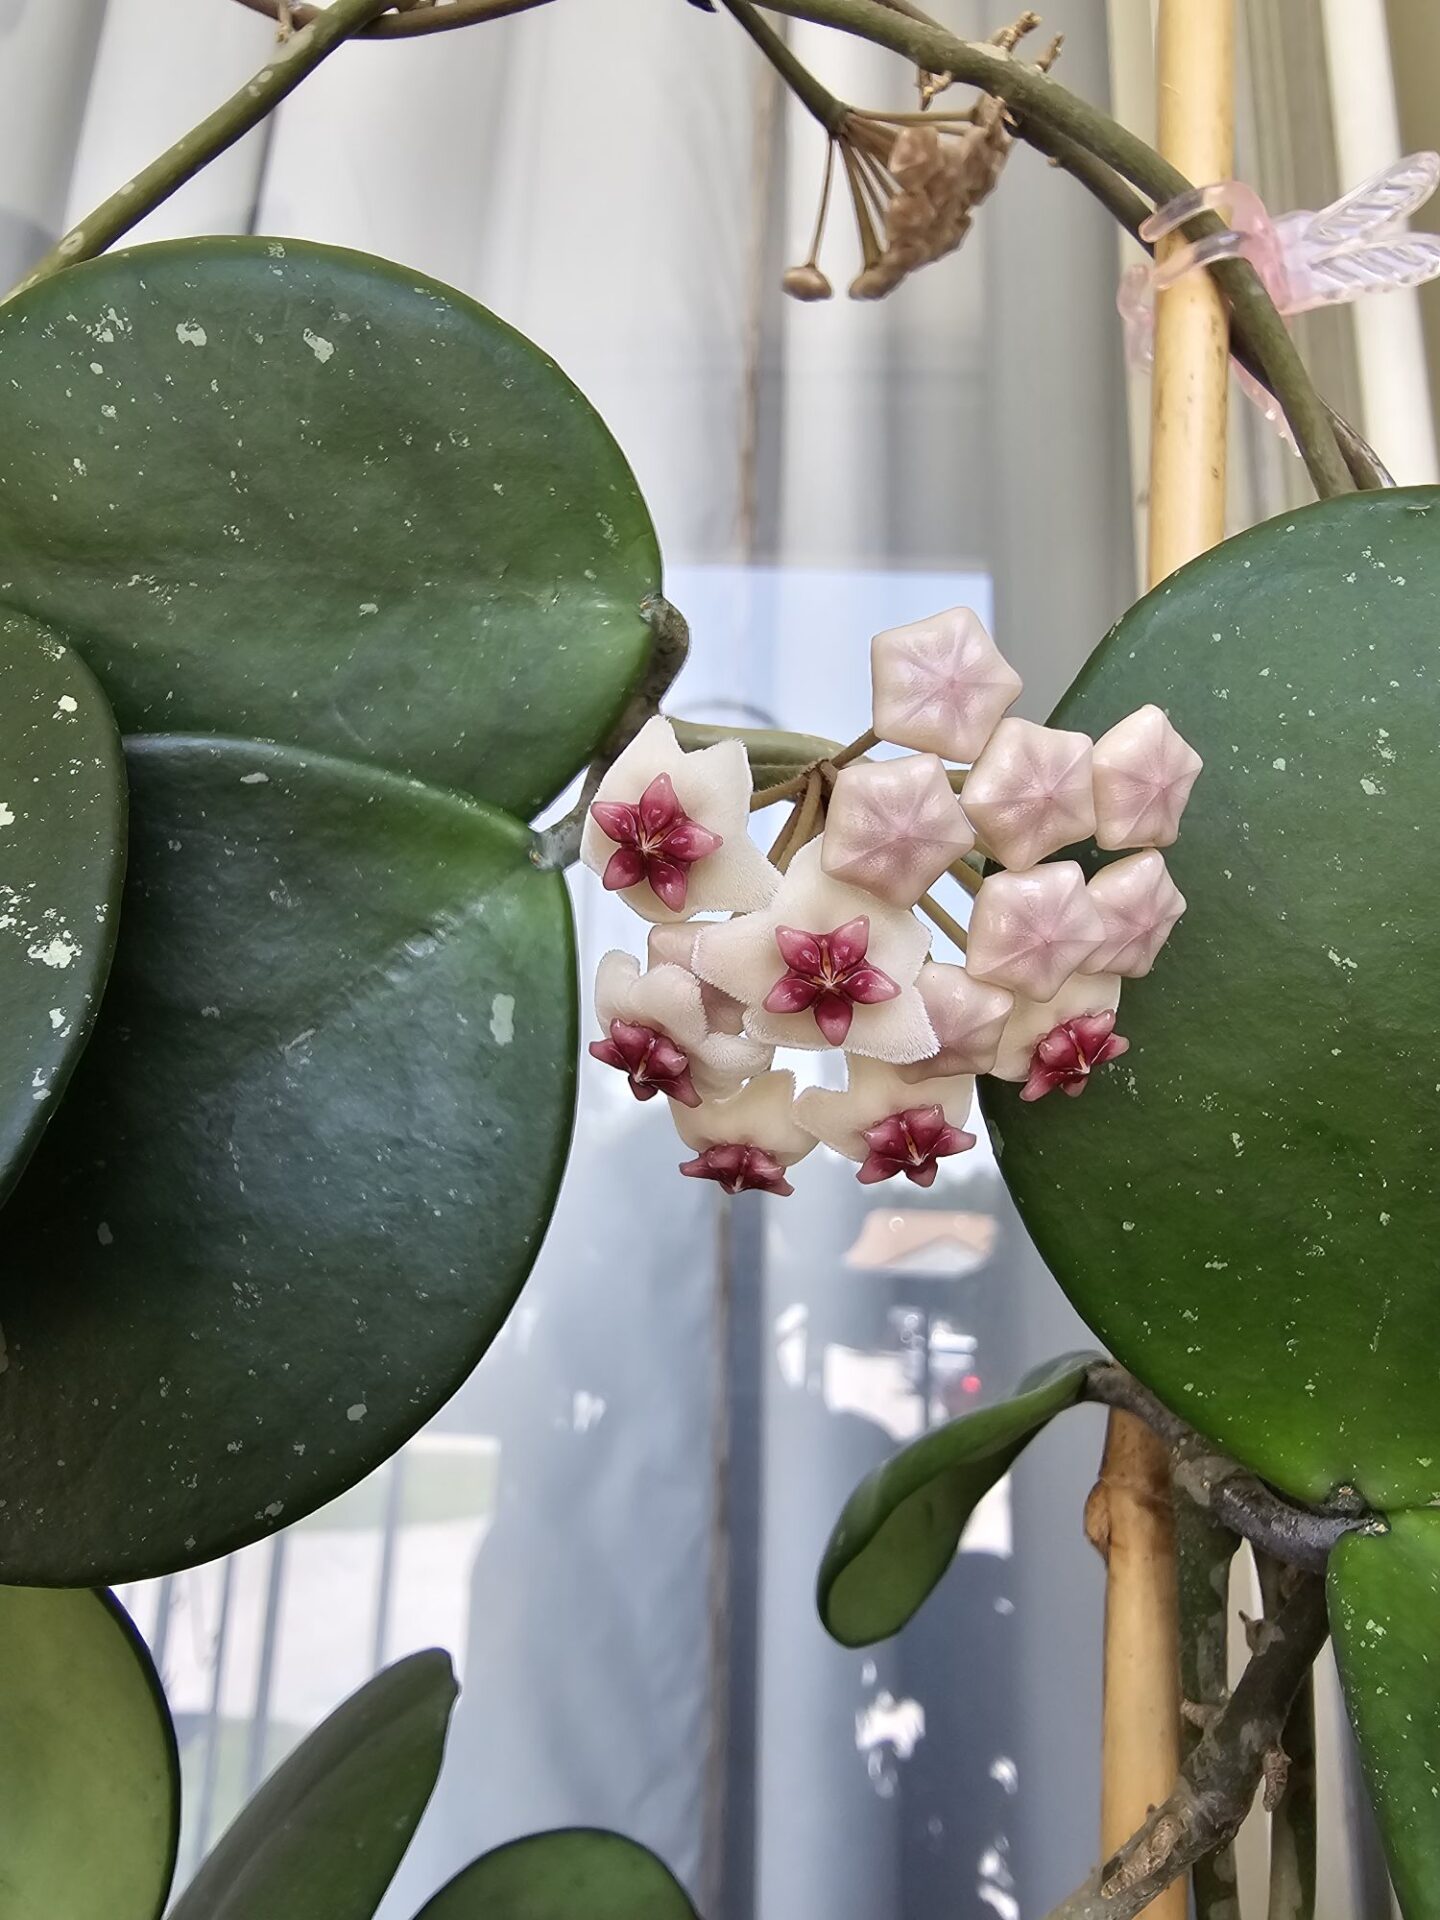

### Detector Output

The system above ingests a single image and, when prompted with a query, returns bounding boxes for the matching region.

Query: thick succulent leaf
[670,720,840,792]
[1329,1514,1440,1920]
[984,488,1440,1510]
[0,612,125,1202]
[171,1650,456,1920]
[0,237,659,818]
[0,1586,179,1920]
[817,1352,1096,1647]
[0,737,576,1583]
[413,1829,700,1919]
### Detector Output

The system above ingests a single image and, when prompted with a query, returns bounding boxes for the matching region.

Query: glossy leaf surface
[1330,1513,1440,1920]
[0,737,575,1582]
[0,238,659,818]
[0,1586,178,1919]
[171,1651,456,1920]
[0,612,125,1201]
[817,1353,1096,1646]
[415,1829,700,1920]
[984,489,1440,1508]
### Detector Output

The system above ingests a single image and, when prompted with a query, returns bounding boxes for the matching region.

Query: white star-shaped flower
[580,716,779,924]
[896,960,1014,1079]
[870,607,1022,761]
[672,1070,817,1196]
[796,1054,975,1168]
[990,972,1123,1082]
[965,861,1105,1002]
[1091,704,1203,849]
[960,718,1097,869]
[820,753,974,907]
[691,840,936,1062]
[591,950,772,1105]
[1081,850,1187,977]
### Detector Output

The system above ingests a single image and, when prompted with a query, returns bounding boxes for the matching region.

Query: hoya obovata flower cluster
[581,607,1201,1198]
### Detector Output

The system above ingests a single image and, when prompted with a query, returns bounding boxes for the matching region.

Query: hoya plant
[2,1,1438,1917]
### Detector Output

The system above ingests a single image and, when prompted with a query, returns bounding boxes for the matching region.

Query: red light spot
[961,1372,982,1395]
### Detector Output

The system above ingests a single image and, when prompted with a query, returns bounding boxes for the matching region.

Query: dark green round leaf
[818,1353,1097,1647]
[0,1586,179,1919]
[0,612,125,1203]
[172,1650,456,1920]
[1330,1514,1440,1919]
[414,1829,700,1920]
[984,488,1440,1511]
[0,737,576,1583]
[0,237,659,819]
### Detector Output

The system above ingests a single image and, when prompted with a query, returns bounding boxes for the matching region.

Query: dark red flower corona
[858,1104,976,1186]
[589,773,723,912]
[679,1143,794,1197]
[762,916,899,1045]
[1019,1009,1129,1101]
[589,1018,701,1107]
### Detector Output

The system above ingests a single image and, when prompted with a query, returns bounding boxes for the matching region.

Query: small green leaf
[0,613,125,1203]
[818,1352,1097,1647]
[171,1650,456,1920]
[669,720,840,793]
[0,238,660,819]
[0,737,576,1582]
[413,1829,700,1919]
[984,487,1440,1510]
[1329,1513,1440,1920]
[0,1586,179,1920]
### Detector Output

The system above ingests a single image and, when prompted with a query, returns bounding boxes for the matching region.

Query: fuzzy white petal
[672,1069,816,1164]
[580,716,779,923]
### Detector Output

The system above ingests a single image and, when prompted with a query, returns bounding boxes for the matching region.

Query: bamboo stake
[1089,4,1235,1911]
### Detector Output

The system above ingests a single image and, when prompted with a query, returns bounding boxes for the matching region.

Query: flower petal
[589,799,640,847]
[602,846,648,892]
[638,771,686,837]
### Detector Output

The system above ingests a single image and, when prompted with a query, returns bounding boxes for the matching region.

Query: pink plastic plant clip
[1119,154,1440,441]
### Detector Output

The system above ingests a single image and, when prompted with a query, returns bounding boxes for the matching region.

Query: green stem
[11,0,393,298]
[917,890,967,952]
[773,771,824,869]
[1022,121,1390,492]
[756,0,1354,500]
[1176,1498,1241,1920]
[721,0,850,133]
[1258,1555,1318,1920]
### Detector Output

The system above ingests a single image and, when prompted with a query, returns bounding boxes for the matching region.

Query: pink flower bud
[1091,705,1202,849]
[1082,850,1187,977]
[965,862,1105,1002]
[821,754,974,907]
[870,608,1022,761]
[960,718,1097,870]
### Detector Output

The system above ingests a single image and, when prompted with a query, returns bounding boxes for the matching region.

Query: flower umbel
[589,772,723,913]
[764,916,900,1046]
[589,1019,699,1107]
[1020,1009,1130,1102]
[860,1104,976,1185]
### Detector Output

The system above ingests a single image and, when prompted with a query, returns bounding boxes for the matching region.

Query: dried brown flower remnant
[782,263,833,301]
[781,11,1062,304]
